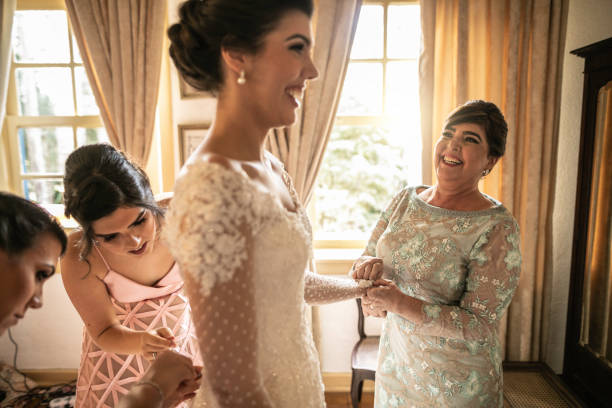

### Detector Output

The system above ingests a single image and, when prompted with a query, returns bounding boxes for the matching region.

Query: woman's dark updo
[63,143,163,261]
[168,0,314,93]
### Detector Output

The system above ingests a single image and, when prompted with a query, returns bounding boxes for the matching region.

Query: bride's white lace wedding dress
[164,157,365,407]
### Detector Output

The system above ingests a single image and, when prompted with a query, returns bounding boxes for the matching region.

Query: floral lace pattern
[164,158,364,407]
[366,187,521,408]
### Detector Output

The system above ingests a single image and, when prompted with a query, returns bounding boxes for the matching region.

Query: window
[5,2,107,216]
[313,1,422,242]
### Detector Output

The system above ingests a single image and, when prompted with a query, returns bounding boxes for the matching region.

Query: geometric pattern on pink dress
[75,261,202,408]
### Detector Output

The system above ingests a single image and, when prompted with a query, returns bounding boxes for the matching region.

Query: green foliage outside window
[315,125,411,236]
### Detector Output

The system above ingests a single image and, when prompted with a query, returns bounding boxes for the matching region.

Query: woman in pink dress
[60,143,201,408]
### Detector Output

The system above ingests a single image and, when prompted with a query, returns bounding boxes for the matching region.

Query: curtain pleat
[65,0,167,166]
[419,0,568,361]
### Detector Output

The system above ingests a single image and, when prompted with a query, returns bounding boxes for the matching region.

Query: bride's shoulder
[176,153,249,188]
[179,152,237,176]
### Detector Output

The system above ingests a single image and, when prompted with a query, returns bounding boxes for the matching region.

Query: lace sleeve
[304,272,369,305]
[164,162,273,407]
[363,189,407,257]
[416,219,521,341]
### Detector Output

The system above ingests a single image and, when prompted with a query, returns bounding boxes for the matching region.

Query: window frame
[312,0,420,253]
[5,0,103,209]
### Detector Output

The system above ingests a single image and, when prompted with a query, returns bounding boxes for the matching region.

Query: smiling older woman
[353,100,522,407]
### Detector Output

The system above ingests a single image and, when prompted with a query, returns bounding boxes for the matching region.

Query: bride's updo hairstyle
[168,0,314,94]
[63,143,164,262]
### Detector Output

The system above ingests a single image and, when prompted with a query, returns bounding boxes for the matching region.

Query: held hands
[351,256,384,281]
[139,327,177,361]
[365,279,413,316]
[362,279,404,317]
[361,295,387,318]
[351,256,386,317]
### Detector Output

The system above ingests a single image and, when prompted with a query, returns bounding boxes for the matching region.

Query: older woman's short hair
[443,100,508,158]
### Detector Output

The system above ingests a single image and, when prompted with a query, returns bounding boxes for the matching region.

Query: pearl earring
[237,70,246,85]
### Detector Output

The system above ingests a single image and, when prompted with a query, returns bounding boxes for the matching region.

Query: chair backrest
[356,298,366,340]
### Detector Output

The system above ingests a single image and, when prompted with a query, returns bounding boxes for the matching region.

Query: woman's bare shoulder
[60,230,105,280]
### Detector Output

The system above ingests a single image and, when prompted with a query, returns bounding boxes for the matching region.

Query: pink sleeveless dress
[75,248,202,407]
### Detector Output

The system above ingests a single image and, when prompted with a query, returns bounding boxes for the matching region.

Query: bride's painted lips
[129,241,147,255]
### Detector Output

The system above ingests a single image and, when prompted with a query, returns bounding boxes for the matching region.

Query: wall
[0,273,82,369]
[547,0,612,373]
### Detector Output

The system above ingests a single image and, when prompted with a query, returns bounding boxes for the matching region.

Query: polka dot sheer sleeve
[304,272,368,305]
[164,162,273,407]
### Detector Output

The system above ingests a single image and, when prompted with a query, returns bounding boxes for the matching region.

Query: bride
[164,0,368,406]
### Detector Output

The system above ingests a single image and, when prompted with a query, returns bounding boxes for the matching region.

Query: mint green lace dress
[366,186,521,408]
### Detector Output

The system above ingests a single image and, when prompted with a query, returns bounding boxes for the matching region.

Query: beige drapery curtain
[419,0,568,361]
[65,0,167,166]
[0,0,16,188]
[266,0,362,206]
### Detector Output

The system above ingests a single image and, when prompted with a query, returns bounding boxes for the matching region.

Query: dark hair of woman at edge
[0,192,67,337]
[0,192,67,257]
[63,143,164,269]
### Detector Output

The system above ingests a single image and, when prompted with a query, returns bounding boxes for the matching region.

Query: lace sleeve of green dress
[417,219,521,341]
[362,189,407,257]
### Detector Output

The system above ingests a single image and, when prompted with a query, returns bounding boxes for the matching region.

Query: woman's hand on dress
[351,256,384,280]
[139,327,176,361]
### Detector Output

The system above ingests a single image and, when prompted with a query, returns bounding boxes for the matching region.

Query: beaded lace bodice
[164,158,364,407]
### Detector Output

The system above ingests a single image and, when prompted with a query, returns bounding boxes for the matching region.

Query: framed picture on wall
[179,77,212,99]
[179,124,210,165]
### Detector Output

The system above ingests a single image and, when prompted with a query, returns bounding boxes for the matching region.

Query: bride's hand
[351,256,384,281]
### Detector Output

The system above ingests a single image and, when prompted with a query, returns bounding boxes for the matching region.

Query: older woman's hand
[366,280,424,323]
[365,280,405,315]
[351,256,384,281]
[361,295,387,318]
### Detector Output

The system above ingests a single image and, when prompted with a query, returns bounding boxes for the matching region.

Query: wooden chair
[350,298,380,408]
